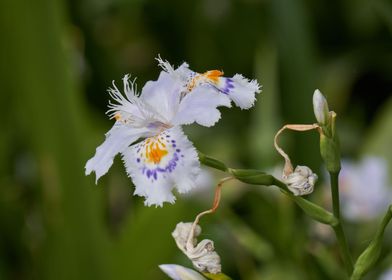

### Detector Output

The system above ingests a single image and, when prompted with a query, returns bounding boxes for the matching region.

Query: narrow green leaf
[351,205,392,280]
[292,196,338,226]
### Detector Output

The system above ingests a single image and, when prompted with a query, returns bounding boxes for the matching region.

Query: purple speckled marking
[136,158,140,163]
[141,152,181,181]
[219,78,234,94]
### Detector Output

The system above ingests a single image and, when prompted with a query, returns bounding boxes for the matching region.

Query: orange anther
[114,113,121,121]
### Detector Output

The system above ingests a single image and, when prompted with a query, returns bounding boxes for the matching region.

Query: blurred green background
[1,0,392,279]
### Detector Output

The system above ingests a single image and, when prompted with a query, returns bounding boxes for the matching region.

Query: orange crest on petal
[145,139,168,164]
[203,70,224,83]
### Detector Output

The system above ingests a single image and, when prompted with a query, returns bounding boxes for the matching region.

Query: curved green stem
[330,171,354,275]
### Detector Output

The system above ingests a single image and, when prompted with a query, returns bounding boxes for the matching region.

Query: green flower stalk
[313,89,353,275]
[198,152,228,172]
[228,169,275,186]
[198,153,336,226]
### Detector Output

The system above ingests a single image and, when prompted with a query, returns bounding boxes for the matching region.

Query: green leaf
[351,205,392,280]
[291,196,338,226]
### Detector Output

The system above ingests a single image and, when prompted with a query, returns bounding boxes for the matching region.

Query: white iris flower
[339,156,392,221]
[85,58,261,207]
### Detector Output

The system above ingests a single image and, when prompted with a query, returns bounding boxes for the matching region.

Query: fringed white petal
[156,56,261,117]
[156,56,191,83]
[222,74,261,109]
[85,123,149,183]
[172,86,231,127]
[107,75,161,129]
[121,126,200,207]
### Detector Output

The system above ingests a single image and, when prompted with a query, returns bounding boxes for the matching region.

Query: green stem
[330,171,354,275]
[273,178,337,225]
[330,172,341,219]
[199,153,337,226]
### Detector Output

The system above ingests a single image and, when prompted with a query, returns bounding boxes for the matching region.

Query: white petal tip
[159,264,207,280]
[228,74,261,109]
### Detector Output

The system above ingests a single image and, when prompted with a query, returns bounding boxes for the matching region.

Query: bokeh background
[1,0,392,279]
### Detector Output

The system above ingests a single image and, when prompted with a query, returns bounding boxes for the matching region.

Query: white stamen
[106,75,161,128]
[156,55,176,75]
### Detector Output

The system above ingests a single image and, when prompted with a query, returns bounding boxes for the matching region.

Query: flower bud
[313,89,330,125]
[282,166,318,196]
[172,222,222,274]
